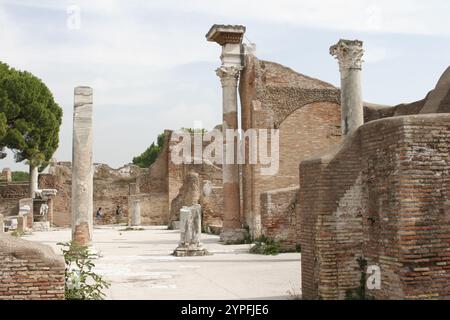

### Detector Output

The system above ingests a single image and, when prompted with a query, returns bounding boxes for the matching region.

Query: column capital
[215,66,242,86]
[330,39,364,71]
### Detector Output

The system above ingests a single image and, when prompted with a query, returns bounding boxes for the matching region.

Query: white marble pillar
[29,165,38,198]
[330,39,364,137]
[206,24,247,244]
[130,199,141,226]
[179,206,192,246]
[71,86,94,246]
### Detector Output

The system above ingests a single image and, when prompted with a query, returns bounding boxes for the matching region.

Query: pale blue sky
[0,0,449,171]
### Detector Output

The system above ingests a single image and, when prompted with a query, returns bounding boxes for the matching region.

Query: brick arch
[263,87,341,128]
[274,101,342,187]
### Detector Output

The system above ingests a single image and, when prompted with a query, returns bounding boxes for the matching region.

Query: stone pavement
[25,226,301,300]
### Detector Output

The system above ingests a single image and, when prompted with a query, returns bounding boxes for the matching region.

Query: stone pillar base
[220,229,248,244]
[173,244,210,257]
[33,221,51,232]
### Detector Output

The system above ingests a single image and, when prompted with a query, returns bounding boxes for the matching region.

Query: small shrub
[250,235,281,255]
[295,244,302,253]
[58,241,110,300]
[11,230,24,237]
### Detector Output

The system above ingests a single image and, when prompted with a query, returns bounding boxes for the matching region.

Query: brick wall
[133,193,169,225]
[167,131,224,227]
[0,233,65,300]
[260,186,299,251]
[239,54,342,238]
[299,114,450,300]
[40,163,144,226]
[0,183,29,217]
[39,173,71,226]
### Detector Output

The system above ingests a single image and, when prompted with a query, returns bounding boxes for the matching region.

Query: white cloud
[137,0,450,36]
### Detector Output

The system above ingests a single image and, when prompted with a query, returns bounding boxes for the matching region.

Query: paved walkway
[25,226,302,300]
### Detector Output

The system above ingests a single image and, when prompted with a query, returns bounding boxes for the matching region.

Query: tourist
[96,207,103,220]
[115,205,122,223]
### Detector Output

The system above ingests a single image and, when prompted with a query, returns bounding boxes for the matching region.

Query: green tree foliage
[0,112,6,141]
[132,132,166,168]
[0,61,63,170]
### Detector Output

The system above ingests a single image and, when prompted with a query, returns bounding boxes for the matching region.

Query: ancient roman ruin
[71,86,94,246]
[0,22,449,300]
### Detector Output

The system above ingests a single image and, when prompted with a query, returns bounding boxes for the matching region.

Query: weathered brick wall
[0,183,29,217]
[260,186,299,251]
[362,115,450,299]
[167,130,224,227]
[39,173,71,226]
[40,162,144,226]
[0,233,65,300]
[299,114,450,300]
[201,185,223,229]
[133,193,169,225]
[239,53,342,237]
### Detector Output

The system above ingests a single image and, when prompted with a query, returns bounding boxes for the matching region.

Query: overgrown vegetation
[58,241,110,300]
[132,132,165,168]
[249,235,281,255]
[345,257,374,300]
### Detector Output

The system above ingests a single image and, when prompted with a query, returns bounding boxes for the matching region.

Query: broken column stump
[173,204,209,257]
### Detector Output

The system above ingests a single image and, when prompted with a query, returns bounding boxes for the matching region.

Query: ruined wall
[201,183,223,229]
[0,183,29,217]
[131,193,169,225]
[167,131,224,228]
[239,54,342,237]
[299,114,450,300]
[40,162,145,226]
[260,186,299,251]
[0,233,65,300]
[137,130,171,194]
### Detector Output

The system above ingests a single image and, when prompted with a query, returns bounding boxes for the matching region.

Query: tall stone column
[330,39,364,137]
[29,165,38,198]
[206,24,247,243]
[71,86,94,246]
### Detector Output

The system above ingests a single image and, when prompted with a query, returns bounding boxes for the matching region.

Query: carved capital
[330,39,364,71]
[215,66,242,86]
